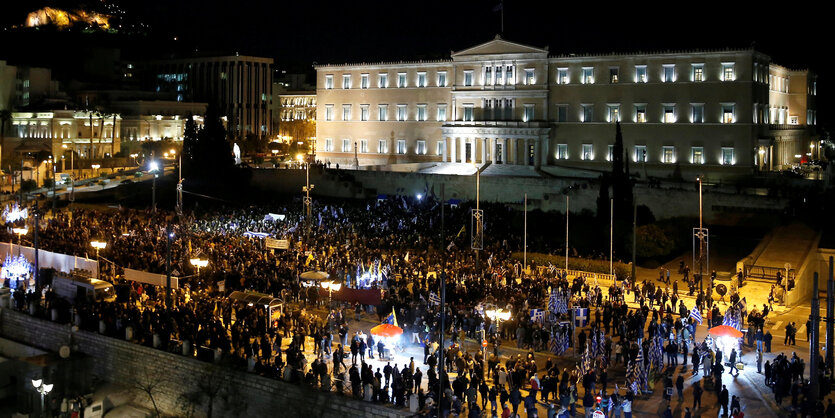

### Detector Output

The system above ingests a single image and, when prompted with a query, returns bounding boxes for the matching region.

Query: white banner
[0,242,98,277]
[124,268,179,289]
[266,238,290,249]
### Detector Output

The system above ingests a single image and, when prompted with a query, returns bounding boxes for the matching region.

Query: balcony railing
[444,120,549,128]
[768,124,807,130]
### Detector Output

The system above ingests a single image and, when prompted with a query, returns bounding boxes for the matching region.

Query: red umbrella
[708,325,743,339]
[370,323,403,338]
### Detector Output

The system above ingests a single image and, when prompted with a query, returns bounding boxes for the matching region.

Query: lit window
[325,75,334,89]
[360,139,368,153]
[524,69,535,85]
[436,141,445,156]
[607,145,614,161]
[506,65,514,84]
[342,74,351,89]
[722,63,735,81]
[495,66,504,85]
[691,147,704,164]
[485,66,493,85]
[378,139,388,154]
[324,105,334,121]
[663,65,675,82]
[396,140,406,154]
[556,105,568,122]
[325,138,333,152]
[360,74,369,89]
[691,64,704,82]
[378,104,388,121]
[557,68,569,84]
[417,72,427,88]
[663,105,676,123]
[634,145,647,162]
[397,73,407,88]
[691,104,704,123]
[438,71,447,87]
[463,104,474,121]
[608,105,620,122]
[464,70,474,87]
[635,105,647,123]
[360,105,369,121]
[416,140,427,155]
[556,144,568,159]
[635,65,647,83]
[721,147,735,165]
[342,104,351,121]
[342,139,351,152]
[610,68,619,83]
[437,104,447,121]
[722,104,735,123]
[662,146,676,163]
[582,144,594,160]
[582,67,594,84]
[417,104,427,121]
[582,104,593,122]
[523,104,535,122]
[397,105,407,121]
[378,73,388,88]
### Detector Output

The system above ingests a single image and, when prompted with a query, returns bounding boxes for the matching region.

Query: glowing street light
[149,160,159,212]
[190,258,208,276]
[32,378,53,417]
[90,240,107,257]
[12,227,28,255]
[299,153,314,222]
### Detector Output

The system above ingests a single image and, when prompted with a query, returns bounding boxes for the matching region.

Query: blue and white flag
[689,306,703,325]
[429,292,441,305]
[548,289,558,313]
[574,308,590,328]
[530,309,545,323]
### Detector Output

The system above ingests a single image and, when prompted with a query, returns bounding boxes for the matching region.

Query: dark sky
[2,0,830,129]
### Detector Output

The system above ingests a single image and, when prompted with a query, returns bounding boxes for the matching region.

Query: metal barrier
[534,266,617,283]
[743,264,795,282]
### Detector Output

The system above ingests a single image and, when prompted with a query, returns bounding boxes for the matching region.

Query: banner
[124,268,179,289]
[319,287,382,305]
[0,243,98,278]
[266,238,290,249]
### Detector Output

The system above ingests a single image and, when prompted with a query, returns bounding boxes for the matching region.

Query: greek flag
[429,292,441,305]
[548,289,558,313]
[530,309,545,323]
[689,306,703,325]
[548,263,557,274]
[723,307,742,331]
[574,308,590,327]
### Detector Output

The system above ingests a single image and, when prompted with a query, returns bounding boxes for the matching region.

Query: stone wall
[0,308,411,418]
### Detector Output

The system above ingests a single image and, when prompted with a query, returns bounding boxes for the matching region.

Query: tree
[181,114,198,177]
[129,364,167,417]
[0,109,11,170]
[192,103,234,181]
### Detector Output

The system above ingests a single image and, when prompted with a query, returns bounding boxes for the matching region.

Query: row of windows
[325,71,449,89]
[555,144,735,165]
[555,63,736,85]
[323,138,437,156]
[324,104,448,122]
[558,103,736,124]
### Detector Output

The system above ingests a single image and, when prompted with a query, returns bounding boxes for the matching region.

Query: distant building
[314,36,817,177]
[273,83,316,147]
[9,109,121,160]
[112,100,208,142]
[0,60,63,109]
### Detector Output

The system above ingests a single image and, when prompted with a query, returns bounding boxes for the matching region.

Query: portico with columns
[440,122,550,168]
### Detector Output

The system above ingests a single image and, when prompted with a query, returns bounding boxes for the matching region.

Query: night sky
[2,0,831,130]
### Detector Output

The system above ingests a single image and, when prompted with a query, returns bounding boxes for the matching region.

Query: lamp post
[485,306,510,360]
[190,258,208,278]
[321,280,342,307]
[91,164,101,178]
[299,154,313,221]
[32,378,53,417]
[149,160,159,212]
[471,163,482,270]
[694,176,709,301]
[12,227,28,255]
[91,240,106,279]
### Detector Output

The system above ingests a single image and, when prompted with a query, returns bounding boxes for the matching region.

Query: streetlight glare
[149,161,159,171]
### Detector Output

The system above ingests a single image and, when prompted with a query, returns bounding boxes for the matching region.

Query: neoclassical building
[314,36,817,177]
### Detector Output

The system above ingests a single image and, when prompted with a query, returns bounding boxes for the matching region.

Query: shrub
[510,252,631,278]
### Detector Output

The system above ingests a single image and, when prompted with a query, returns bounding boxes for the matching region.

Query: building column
[481,138,487,164]
[442,138,448,162]
[523,139,530,166]
[534,138,541,169]
[490,138,497,164]
[450,137,456,163]
[460,137,466,163]
[502,138,508,164]
[540,135,549,167]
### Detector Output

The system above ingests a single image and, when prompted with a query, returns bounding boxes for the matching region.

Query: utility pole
[438,183,446,418]
[565,195,569,270]
[810,272,820,406]
[33,201,39,290]
[165,223,172,308]
[827,256,834,376]
[631,199,636,283]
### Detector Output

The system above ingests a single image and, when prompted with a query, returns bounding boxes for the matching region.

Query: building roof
[451,34,548,57]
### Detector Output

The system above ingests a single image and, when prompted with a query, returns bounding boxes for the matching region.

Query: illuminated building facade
[9,110,121,160]
[315,36,817,177]
[275,90,316,145]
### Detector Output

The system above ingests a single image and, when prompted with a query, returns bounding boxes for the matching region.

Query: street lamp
[471,162,483,268]
[91,240,107,279]
[130,153,138,166]
[321,280,342,306]
[694,176,709,302]
[299,154,313,221]
[91,164,101,178]
[32,378,53,417]
[149,160,159,212]
[190,258,208,277]
[12,227,28,255]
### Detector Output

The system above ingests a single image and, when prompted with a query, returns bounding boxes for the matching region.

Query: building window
[325,105,334,121]
[416,140,427,155]
[691,104,704,123]
[396,140,406,154]
[464,71,474,86]
[607,105,620,122]
[663,65,675,82]
[397,105,407,121]
[494,66,504,85]
[463,104,474,121]
[378,104,388,121]
[438,71,447,87]
[437,104,447,121]
[582,104,593,122]
[662,146,676,163]
[437,141,445,156]
[663,105,676,123]
[635,105,647,123]
[557,68,568,84]
[396,72,407,88]
[325,138,333,152]
[360,139,368,153]
[342,74,351,89]
[635,65,647,83]
[691,146,704,164]
[342,104,352,121]
[582,144,594,160]
[721,147,735,165]
[417,104,427,121]
[524,69,535,85]
[610,68,619,83]
[722,104,735,123]
[582,67,594,84]
[634,146,647,162]
[607,145,614,161]
[485,66,493,85]
[506,65,514,84]
[325,75,334,89]
[556,105,568,122]
[360,74,369,89]
[691,64,704,82]
[415,72,425,88]
[360,105,369,121]
[556,144,568,160]
[722,63,735,81]
[342,139,351,153]
[379,73,388,88]
[523,104,535,122]
[378,139,388,153]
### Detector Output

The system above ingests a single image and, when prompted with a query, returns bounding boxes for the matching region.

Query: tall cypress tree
[182,114,198,177]
[611,122,633,221]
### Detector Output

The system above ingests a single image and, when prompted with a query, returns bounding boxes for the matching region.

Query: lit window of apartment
[523,104,535,122]
[360,105,369,121]
[417,104,427,121]
[342,74,351,89]
[663,65,675,82]
[437,104,447,121]
[396,140,406,154]
[524,69,535,85]
[325,75,334,89]
[324,104,334,121]
[378,139,388,153]
[663,104,676,123]
[635,65,647,83]
[360,139,368,153]
[416,140,427,155]
[417,72,427,88]
[396,104,407,121]
[463,104,474,121]
[436,141,445,156]
[342,139,351,152]
[634,145,647,162]
[557,68,568,84]
[556,105,568,122]
[582,104,593,122]
[438,71,447,87]
[635,104,647,123]
[556,144,568,159]
[378,73,388,88]
[691,64,704,82]
[722,63,735,81]
[610,68,619,83]
[342,104,352,121]
[582,67,594,84]
[325,138,333,152]
[691,104,704,123]
[464,70,474,86]
[607,104,620,122]
[691,146,704,164]
[661,146,676,163]
[721,147,735,165]
[722,104,735,123]
[582,144,594,160]
[360,74,369,89]
[378,104,388,121]
[397,73,407,88]
[607,145,614,161]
